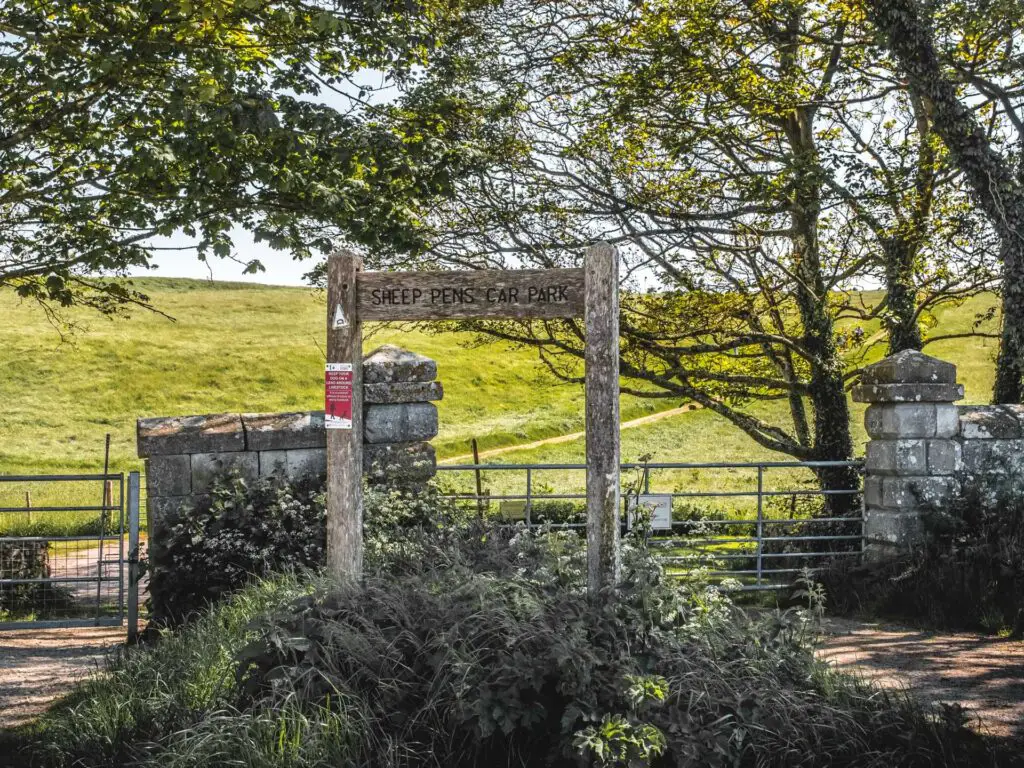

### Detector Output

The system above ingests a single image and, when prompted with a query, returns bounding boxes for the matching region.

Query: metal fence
[0,472,141,632]
[435,460,863,590]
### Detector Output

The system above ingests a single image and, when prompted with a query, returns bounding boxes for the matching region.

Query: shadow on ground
[819,618,1024,740]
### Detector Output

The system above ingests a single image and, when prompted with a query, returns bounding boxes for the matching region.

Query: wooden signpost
[326,243,621,593]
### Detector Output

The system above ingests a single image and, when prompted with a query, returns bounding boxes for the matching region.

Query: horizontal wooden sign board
[357,267,585,321]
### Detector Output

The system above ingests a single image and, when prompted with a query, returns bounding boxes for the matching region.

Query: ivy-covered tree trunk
[786,110,858,513]
[995,245,1024,403]
[864,0,1024,402]
[883,236,925,354]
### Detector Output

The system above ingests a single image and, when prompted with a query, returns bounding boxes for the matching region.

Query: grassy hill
[0,279,1003,486]
[0,278,674,479]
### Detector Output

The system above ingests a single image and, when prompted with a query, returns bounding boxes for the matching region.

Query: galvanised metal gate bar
[0,472,140,630]
[435,460,863,590]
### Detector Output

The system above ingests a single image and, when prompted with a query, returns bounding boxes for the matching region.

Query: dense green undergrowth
[821,472,1024,635]
[5,508,1008,768]
[146,475,459,625]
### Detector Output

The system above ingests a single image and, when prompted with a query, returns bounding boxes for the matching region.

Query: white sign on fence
[627,494,673,531]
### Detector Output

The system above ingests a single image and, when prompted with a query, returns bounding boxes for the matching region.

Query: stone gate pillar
[361,345,441,486]
[852,350,964,559]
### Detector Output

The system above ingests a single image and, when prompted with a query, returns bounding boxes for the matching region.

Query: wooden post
[472,438,484,519]
[584,242,621,593]
[326,251,364,580]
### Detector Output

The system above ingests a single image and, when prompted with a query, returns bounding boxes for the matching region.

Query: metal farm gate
[0,472,141,634]
[435,460,863,590]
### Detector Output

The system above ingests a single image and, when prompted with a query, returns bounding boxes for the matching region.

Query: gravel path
[0,626,126,729]
[818,618,1024,739]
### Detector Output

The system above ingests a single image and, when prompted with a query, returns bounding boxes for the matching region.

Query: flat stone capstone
[859,349,957,386]
[363,345,437,384]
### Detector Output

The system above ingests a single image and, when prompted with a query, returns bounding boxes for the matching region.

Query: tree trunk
[995,243,1024,403]
[805,338,858,516]
[786,107,857,513]
[864,0,1024,402]
[883,236,924,354]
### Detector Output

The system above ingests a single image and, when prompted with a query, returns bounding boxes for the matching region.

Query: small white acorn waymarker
[332,302,348,329]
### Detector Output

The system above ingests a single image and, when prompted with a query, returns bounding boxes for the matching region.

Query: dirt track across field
[441,403,700,463]
[818,618,1024,739]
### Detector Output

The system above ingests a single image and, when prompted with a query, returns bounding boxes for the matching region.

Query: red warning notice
[325,363,354,429]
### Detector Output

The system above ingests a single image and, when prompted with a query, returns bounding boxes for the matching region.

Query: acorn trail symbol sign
[326,243,621,594]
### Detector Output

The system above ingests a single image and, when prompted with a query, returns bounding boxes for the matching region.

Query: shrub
[147,474,327,625]
[0,541,75,619]
[530,498,586,524]
[1,541,48,613]
[147,473,467,626]
[10,522,1004,768]
[820,473,1024,634]
[228,527,993,768]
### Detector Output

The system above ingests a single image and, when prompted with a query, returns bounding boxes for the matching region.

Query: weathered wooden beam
[326,251,364,580]
[584,242,621,594]
[357,267,585,321]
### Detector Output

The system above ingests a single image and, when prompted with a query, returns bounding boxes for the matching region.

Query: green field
[0,279,1003,523]
[0,278,676,479]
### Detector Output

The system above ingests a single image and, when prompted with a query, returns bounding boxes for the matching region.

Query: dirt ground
[818,618,1024,739]
[0,626,127,729]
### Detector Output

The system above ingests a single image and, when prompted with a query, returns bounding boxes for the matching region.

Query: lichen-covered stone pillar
[361,345,440,487]
[852,350,964,559]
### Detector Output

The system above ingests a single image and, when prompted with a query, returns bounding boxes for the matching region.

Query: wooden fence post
[326,251,364,580]
[585,242,621,594]
[472,437,485,519]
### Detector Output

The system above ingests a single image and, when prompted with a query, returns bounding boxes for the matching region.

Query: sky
[132,227,314,286]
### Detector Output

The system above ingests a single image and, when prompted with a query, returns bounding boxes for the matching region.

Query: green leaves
[1,0,483,313]
[574,714,668,768]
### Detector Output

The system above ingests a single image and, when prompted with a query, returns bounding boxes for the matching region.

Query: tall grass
[8,574,310,768]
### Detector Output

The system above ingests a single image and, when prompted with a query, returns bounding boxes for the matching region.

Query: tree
[388,0,995,501]
[826,70,999,355]
[862,0,1024,401]
[394,0,865,495]
[0,0,480,317]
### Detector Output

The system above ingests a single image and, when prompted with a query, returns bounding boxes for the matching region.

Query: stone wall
[137,345,441,536]
[854,349,1024,558]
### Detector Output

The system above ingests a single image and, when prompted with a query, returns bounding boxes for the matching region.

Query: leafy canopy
[0,0,485,313]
